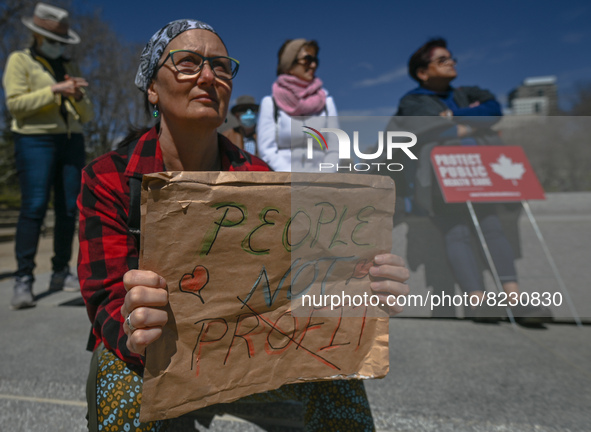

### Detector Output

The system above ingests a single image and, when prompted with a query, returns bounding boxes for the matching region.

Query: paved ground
[0,192,589,431]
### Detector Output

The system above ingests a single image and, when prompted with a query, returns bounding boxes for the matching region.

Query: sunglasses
[295,54,319,67]
[45,38,67,46]
[430,56,457,66]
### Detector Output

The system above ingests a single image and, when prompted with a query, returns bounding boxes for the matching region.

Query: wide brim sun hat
[21,2,80,45]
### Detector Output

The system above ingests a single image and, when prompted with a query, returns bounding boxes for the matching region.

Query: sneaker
[49,267,80,292]
[511,304,553,325]
[10,276,36,310]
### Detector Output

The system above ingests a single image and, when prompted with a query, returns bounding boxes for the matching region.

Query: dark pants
[14,132,85,277]
[433,204,518,293]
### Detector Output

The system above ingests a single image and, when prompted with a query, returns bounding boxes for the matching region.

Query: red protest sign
[431,146,545,203]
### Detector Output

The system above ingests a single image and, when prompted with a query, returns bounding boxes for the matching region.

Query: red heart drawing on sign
[179,265,209,303]
[353,259,373,278]
[346,259,374,285]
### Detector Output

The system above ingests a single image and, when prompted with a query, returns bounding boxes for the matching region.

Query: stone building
[508,76,558,115]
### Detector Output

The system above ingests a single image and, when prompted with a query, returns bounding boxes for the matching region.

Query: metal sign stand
[466,201,516,326]
[467,200,583,327]
[520,201,583,327]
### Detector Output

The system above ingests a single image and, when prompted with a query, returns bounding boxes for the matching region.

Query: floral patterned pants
[87,346,375,432]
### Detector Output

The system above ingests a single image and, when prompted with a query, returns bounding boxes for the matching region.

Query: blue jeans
[433,204,518,293]
[14,133,85,277]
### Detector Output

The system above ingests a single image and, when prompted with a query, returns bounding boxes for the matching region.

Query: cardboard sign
[138,172,395,421]
[431,146,545,203]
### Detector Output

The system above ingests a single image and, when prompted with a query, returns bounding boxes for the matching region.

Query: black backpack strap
[272,97,279,123]
[126,139,142,252]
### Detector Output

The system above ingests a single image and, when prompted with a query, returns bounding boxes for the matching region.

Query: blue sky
[79,0,589,115]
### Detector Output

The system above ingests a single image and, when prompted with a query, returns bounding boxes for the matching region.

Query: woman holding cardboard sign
[78,19,409,431]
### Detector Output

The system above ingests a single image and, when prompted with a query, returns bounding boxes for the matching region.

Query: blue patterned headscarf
[135,19,219,92]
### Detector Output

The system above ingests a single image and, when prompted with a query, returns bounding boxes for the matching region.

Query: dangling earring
[152,105,159,119]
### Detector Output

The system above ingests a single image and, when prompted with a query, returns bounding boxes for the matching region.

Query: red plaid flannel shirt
[77,127,270,368]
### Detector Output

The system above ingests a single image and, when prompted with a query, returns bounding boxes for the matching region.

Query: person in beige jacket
[2,2,93,309]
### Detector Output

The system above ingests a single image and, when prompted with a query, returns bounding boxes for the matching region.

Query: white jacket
[256,93,340,172]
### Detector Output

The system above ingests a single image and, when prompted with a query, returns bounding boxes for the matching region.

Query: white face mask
[38,39,65,59]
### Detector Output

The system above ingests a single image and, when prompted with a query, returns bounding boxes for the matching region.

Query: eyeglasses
[294,54,319,67]
[157,49,240,80]
[430,56,457,66]
[235,108,259,115]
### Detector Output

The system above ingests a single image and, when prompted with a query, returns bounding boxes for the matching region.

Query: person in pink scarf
[257,39,339,172]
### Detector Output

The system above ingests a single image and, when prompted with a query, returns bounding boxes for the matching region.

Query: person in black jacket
[392,38,551,324]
